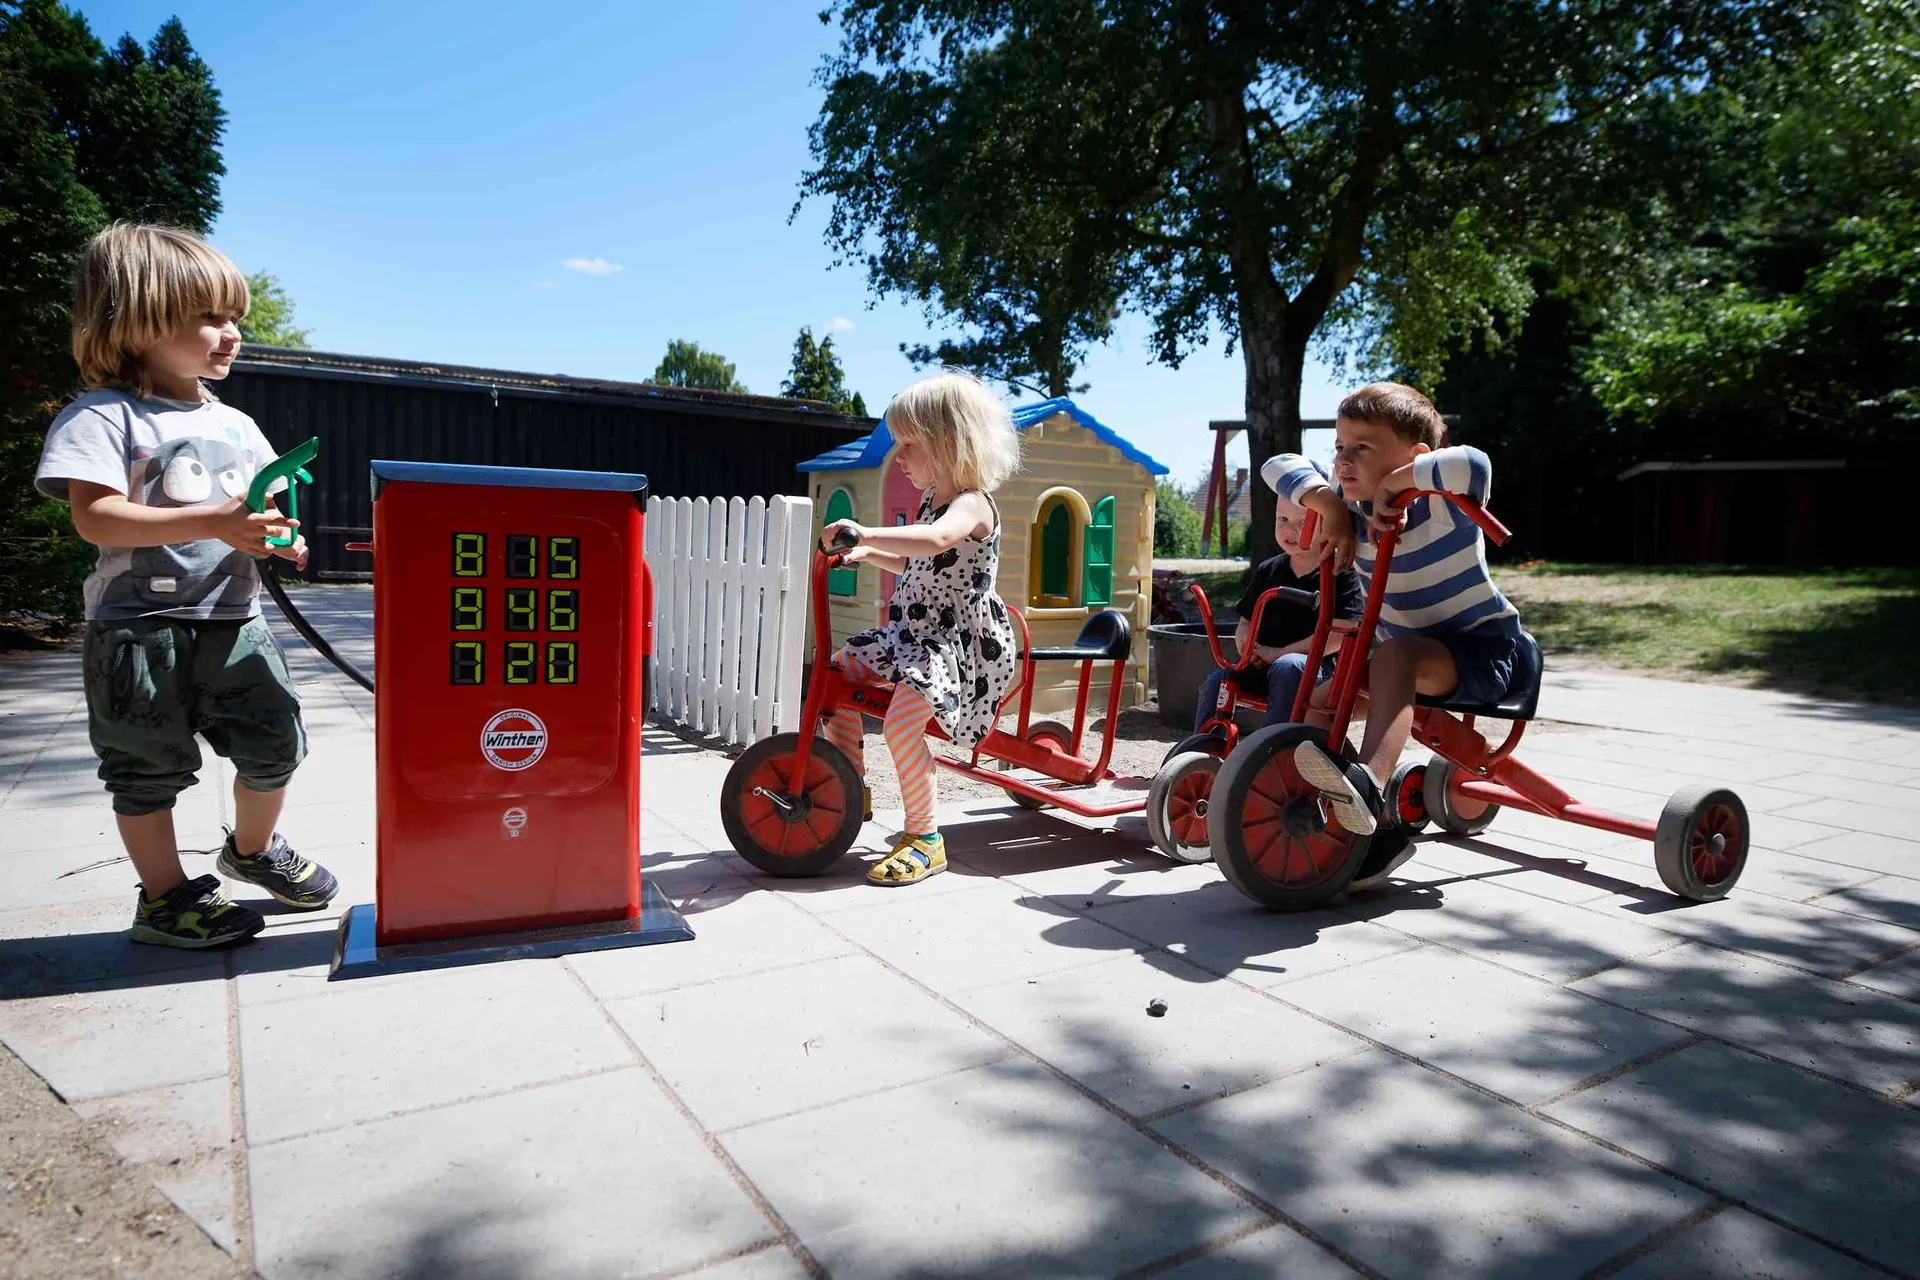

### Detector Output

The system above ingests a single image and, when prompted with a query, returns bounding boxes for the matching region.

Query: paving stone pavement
[2,585,1917,1279]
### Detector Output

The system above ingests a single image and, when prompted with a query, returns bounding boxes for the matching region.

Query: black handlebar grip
[830,527,861,550]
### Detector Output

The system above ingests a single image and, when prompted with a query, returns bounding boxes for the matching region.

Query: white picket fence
[646,494,812,748]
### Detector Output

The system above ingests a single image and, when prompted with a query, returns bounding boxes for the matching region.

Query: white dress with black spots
[842,489,1017,750]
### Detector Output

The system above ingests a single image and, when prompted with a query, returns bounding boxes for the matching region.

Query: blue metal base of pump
[329,879,693,981]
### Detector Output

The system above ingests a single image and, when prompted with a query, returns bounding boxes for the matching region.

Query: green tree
[1153,478,1201,557]
[781,326,868,415]
[0,1,225,631]
[1584,0,1919,450]
[239,271,311,348]
[651,339,747,394]
[804,0,1813,562]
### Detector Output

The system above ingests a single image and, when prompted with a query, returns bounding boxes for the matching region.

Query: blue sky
[76,0,1345,486]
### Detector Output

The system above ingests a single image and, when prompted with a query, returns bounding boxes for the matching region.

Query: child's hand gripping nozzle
[246,437,319,549]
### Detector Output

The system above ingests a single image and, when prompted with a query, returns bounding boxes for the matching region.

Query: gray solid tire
[1424,759,1499,837]
[999,719,1074,810]
[1148,751,1223,864]
[1654,785,1749,901]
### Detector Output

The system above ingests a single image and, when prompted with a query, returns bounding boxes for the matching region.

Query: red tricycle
[1186,487,1750,910]
[719,530,1159,874]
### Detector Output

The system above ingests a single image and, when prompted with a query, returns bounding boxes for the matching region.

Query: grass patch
[1166,561,1920,703]
[1501,563,1920,703]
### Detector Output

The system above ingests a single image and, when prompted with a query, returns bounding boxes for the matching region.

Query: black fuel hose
[262,563,374,693]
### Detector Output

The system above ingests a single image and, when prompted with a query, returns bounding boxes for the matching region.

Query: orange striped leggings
[820,652,937,835]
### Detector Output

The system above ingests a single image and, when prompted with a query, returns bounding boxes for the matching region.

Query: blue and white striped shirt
[1260,447,1518,639]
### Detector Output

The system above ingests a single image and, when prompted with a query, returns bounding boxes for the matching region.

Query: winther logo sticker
[481,709,548,771]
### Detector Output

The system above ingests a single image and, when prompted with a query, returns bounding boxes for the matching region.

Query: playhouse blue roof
[796,396,1169,476]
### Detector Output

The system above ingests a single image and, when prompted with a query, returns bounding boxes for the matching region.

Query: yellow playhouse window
[823,488,858,597]
[1030,488,1090,608]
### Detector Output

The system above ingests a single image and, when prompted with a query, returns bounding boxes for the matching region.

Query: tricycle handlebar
[1297,487,1511,550]
[1187,583,1315,673]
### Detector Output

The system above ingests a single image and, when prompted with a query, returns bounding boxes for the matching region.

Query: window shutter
[824,489,858,597]
[1083,495,1115,606]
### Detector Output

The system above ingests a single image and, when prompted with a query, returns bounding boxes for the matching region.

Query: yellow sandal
[867,832,946,886]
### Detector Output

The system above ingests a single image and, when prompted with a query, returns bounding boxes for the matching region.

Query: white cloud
[829,316,855,332]
[529,280,555,290]
[562,257,623,277]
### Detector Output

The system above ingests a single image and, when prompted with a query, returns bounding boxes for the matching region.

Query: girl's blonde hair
[885,371,1020,493]
[72,223,251,397]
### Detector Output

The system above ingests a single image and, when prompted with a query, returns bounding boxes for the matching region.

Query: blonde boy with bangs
[36,223,339,949]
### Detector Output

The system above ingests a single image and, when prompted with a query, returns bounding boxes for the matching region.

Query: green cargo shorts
[82,615,308,816]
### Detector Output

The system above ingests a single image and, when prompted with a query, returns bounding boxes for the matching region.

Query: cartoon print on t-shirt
[91,437,263,616]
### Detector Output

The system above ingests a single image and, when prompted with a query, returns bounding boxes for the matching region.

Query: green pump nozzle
[247,437,319,549]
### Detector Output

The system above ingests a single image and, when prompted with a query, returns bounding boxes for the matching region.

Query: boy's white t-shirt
[35,388,286,622]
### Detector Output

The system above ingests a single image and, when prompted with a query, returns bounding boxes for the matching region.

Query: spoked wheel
[1210,724,1376,910]
[1147,751,1223,864]
[1386,760,1431,833]
[1655,785,1749,901]
[720,732,864,877]
[1424,759,1499,837]
[997,719,1073,810]
[1162,731,1228,768]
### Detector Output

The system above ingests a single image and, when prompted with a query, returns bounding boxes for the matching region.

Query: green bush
[1154,479,1201,557]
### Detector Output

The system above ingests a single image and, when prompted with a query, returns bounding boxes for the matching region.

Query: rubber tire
[720,732,864,877]
[1654,785,1749,901]
[1210,723,1376,911]
[1147,751,1223,864]
[1424,759,1499,837]
[1162,731,1229,767]
[1000,719,1074,810]
[1386,760,1431,834]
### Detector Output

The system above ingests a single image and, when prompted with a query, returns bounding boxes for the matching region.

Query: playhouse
[798,397,1168,717]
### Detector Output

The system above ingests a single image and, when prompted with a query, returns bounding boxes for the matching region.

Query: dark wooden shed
[219,346,870,579]
[1618,460,1849,564]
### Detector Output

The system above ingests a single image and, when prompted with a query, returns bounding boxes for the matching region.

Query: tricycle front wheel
[721,732,864,877]
[1210,724,1376,910]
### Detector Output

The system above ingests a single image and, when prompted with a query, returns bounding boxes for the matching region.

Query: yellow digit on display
[546,641,577,684]
[505,588,537,632]
[548,537,579,580]
[505,641,537,685]
[452,532,486,577]
[547,589,578,632]
[451,586,484,631]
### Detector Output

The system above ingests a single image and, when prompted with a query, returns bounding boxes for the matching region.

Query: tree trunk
[1238,308,1306,566]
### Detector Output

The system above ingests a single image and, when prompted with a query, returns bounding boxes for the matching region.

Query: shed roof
[797,396,1169,475]
[233,345,876,430]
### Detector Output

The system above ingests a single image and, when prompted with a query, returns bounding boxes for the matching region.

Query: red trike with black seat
[719,530,1153,874]
[1201,488,1751,911]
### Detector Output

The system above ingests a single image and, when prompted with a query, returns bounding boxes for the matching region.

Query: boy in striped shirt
[1260,382,1535,845]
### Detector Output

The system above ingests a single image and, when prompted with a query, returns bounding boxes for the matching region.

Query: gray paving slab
[1850,948,1920,1002]
[1610,1207,1889,1280]
[1338,875,1685,984]
[1790,829,1920,878]
[609,951,1010,1132]
[1153,1223,1364,1279]
[0,973,229,1102]
[951,951,1367,1119]
[1543,1041,1920,1273]
[678,1246,815,1280]
[1807,871,1920,932]
[1088,881,1425,988]
[0,895,229,997]
[569,885,849,1002]
[1396,837,1636,906]
[1777,796,1920,844]
[239,958,633,1144]
[1155,1051,1705,1280]
[822,876,1148,995]
[249,1067,775,1280]
[722,1057,1267,1278]
[1279,946,1691,1105]
[1598,886,1920,978]
[1570,942,1920,1098]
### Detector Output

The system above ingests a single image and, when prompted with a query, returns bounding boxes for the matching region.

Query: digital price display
[365,460,655,946]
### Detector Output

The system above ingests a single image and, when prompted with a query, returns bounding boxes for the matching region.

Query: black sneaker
[217,831,339,910]
[128,874,265,949]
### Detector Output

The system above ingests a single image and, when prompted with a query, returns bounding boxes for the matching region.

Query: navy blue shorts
[1431,615,1534,707]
